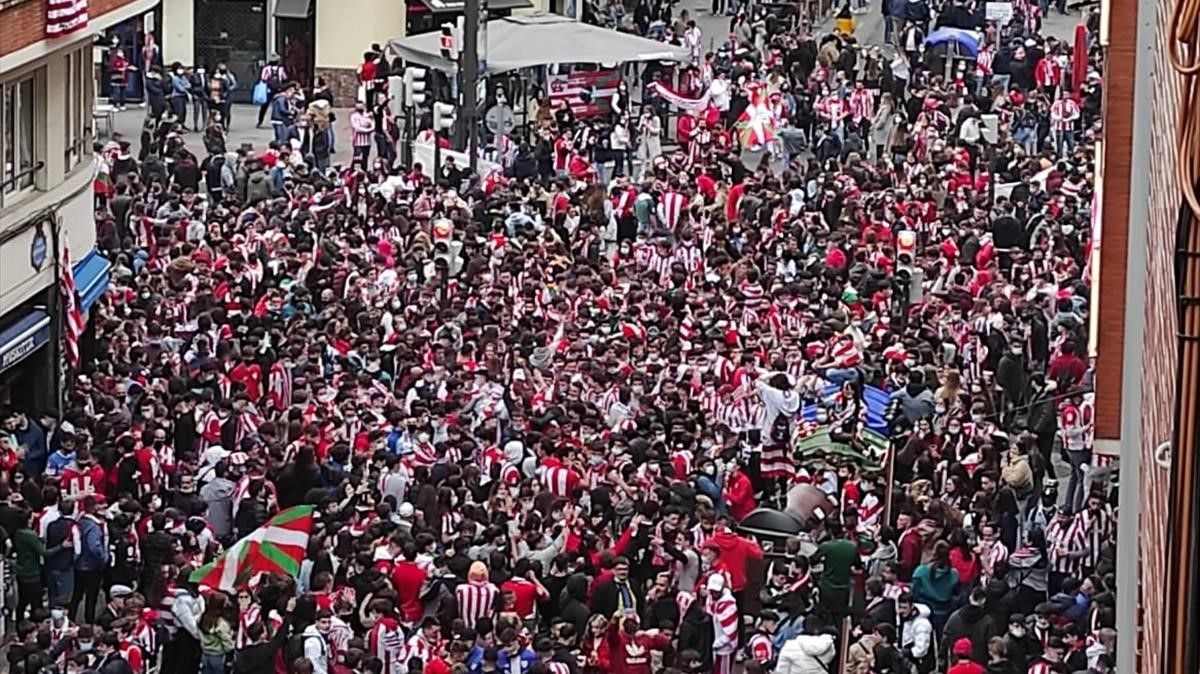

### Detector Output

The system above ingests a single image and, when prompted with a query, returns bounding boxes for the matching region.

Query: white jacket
[171,589,204,640]
[775,633,836,674]
[901,603,935,661]
[302,624,329,674]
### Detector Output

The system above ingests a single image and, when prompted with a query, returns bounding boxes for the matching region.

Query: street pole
[434,95,442,181]
[463,0,482,172]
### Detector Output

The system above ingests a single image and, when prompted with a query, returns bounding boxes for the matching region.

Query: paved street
[98,5,1083,169]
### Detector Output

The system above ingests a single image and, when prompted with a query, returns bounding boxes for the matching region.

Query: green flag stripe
[268,505,315,528]
[190,559,217,584]
[259,541,302,576]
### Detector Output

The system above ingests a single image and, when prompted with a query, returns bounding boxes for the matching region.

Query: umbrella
[740,508,806,536]
[925,27,982,57]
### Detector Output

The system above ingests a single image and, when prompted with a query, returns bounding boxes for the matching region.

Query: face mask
[51,609,65,621]
[589,455,605,466]
[78,641,94,651]
[971,414,984,423]
[1010,627,1025,638]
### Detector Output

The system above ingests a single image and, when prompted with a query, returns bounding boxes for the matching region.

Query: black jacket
[559,574,593,637]
[99,653,135,674]
[233,620,289,674]
[942,603,998,664]
[235,497,270,538]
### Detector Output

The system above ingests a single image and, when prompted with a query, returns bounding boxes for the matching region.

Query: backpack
[284,632,324,665]
[265,66,284,92]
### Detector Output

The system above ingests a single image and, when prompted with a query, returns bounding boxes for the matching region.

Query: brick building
[0,0,153,410]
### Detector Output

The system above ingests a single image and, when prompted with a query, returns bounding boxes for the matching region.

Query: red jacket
[723,469,757,521]
[947,661,985,674]
[390,560,428,623]
[897,528,924,580]
[707,530,764,592]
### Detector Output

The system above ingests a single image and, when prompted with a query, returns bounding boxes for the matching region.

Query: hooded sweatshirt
[913,562,959,620]
[707,529,764,592]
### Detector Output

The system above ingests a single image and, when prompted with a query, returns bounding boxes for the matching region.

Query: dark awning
[414,0,532,13]
[273,0,312,19]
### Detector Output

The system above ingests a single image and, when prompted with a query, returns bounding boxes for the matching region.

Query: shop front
[0,304,55,412]
[97,4,165,104]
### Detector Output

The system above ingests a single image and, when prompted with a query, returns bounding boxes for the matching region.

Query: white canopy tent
[387,13,691,75]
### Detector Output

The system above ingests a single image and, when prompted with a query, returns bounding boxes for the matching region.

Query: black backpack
[265,66,285,92]
[284,632,325,665]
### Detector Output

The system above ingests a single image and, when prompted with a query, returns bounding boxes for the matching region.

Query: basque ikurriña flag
[190,505,314,591]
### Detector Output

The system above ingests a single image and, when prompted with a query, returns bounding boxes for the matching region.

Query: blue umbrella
[925,27,982,57]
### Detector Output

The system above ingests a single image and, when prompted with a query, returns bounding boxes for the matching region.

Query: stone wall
[314,67,360,106]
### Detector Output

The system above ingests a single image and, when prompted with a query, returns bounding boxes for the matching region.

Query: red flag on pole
[60,246,85,370]
[1072,24,1088,97]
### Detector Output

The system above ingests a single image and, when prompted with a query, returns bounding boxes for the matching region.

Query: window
[64,49,91,169]
[2,76,37,198]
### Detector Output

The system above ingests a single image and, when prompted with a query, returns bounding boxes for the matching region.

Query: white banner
[649,82,712,112]
[411,142,501,180]
[985,1,1014,24]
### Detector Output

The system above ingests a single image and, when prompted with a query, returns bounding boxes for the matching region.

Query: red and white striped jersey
[368,618,406,674]
[1045,517,1086,575]
[1050,99,1080,131]
[401,634,441,668]
[657,191,686,229]
[540,465,583,498]
[707,593,740,654]
[849,88,875,123]
[645,251,675,283]
[976,49,995,76]
[674,244,704,272]
[747,632,775,664]
[119,642,144,673]
[455,581,499,629]
[1027,658,1059,674]
[830,338,863,368]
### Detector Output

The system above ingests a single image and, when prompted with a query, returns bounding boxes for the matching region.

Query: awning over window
[414,0,532,13]
[274,0,312,19]
[0,310,51,374]
[72,249,112,313]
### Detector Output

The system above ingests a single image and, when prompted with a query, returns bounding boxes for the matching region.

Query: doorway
[194,0,268,103]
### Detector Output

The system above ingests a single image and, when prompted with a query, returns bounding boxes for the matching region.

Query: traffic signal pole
[462,0,481,172]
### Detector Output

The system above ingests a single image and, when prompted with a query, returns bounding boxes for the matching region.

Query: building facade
[158,0,546,105]
[0,0,147,410]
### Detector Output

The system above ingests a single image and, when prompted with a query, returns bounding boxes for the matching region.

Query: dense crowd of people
[2,1,1116,674]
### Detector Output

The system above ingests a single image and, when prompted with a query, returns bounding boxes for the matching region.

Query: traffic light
[432,102,456,131]
[387,75,404,116]
[403,66,427,108]
[894,229,923,307]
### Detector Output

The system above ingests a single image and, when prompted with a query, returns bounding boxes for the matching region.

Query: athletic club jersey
[540,464,582,498]
[747,632,775,664]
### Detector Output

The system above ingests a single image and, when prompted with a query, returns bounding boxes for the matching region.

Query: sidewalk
[103,103,357,166]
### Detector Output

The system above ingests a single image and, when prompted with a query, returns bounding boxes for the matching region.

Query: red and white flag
[60,246,85,370]
[46,0,89,38]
